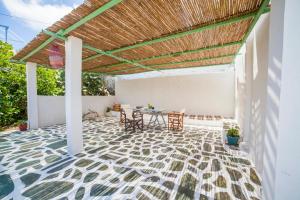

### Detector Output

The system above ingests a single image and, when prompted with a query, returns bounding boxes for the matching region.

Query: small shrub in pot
[18,120,28,131]
[227,128,239,145]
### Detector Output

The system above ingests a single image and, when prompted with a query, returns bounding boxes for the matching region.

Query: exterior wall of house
[115,71,235,117]
[235,13,270,174]
[263,0,300,199]
[37,96,116,127]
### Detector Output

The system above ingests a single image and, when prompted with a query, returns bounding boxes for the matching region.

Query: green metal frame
[109,63,232,75]
[84,7,270,64]
[20,30,63,62]
[83,45,159,71]
[104,54,235,74]
[17,0,270,76]
[43,30,159,72]
[83,11,256,63]
[88,41,242,71]
[232,0,270,62]
[62,0,122,35]
[20,0,123,62]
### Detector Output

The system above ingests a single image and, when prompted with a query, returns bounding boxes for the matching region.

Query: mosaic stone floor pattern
[0,117,261,200]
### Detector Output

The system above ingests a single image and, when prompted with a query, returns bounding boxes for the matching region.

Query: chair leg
[136,120,143,132]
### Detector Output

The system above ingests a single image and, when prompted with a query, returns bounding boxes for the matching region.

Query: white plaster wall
[115,72,235,117]
[263,0,300,199]
[38,96,116,127]
[235,13,270,174]
[82,96,116,114]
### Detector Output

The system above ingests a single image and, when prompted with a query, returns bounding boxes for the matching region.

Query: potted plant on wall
[227,128,240,145]
[148,103,154,110]
[18,120,28,131]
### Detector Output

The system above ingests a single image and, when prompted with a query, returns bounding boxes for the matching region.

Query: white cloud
[2,0,77,31]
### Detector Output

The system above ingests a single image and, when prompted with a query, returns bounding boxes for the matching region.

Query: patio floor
[0,117,261,200]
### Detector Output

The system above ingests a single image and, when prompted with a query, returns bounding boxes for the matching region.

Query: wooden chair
[120,105,131,124]
[120,109,126,124]
[120,109,143,132]
[168,110,185,131]
[132,110,144,131]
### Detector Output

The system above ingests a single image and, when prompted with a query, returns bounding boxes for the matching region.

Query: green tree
[0,41,62,128]
[0,41,115,129]
[82,72,110,96]
[57,70,114,96]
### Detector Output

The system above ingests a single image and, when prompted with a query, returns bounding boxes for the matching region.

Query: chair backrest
[133,110,143,120]
[121,104,131,109]
[124,108,133,119]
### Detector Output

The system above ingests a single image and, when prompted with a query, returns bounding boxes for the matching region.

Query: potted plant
[105,107,112,117]
[148,103,154,110]
[18,120,28,131]
[227,128,240,145]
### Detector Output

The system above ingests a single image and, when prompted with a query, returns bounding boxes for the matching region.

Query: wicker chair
[168,110,185,131]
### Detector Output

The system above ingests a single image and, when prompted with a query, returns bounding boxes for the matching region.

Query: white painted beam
[65,36,83,155]
[26,62,38,129]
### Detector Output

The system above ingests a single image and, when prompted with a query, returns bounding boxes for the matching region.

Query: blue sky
[0,0,83,51]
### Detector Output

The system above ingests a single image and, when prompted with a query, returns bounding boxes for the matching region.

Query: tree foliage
[0,41,62,127]
[56,69,115,96]
[0,41,115,128]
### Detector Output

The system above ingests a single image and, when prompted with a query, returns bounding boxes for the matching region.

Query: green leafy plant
[148,103,154,109]
[0,41,62,128]
[17,119,27,125]
[0,41,116,129]
[57,70,115,96]
[227,128,240,137]
[106,107,112,112]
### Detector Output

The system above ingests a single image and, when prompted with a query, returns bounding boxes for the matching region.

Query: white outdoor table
[135,108,167,129]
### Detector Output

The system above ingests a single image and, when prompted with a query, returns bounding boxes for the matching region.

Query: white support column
[26,62,38,129]
[263,0,300,199]
[65,36,83,155]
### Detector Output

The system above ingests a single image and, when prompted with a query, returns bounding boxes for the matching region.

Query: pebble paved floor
[0,117,262,200]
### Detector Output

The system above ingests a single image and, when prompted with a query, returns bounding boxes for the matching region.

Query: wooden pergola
[12,0,270,75]
[12,0,270,155]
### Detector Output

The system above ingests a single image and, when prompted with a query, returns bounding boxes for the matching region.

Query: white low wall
[38,96,116,127]
[115,72,235,117]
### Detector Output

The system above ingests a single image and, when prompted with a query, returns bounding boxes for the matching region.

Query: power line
[0,26,25,43]
[0,37,24,43]
[8,29,25,43]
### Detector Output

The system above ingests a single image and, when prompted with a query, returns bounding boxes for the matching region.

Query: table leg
[154,114,160,127]
[161,113,167,128]
[148,114,154,128]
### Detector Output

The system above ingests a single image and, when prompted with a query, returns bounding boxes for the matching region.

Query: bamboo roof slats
[12,0,268,75]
